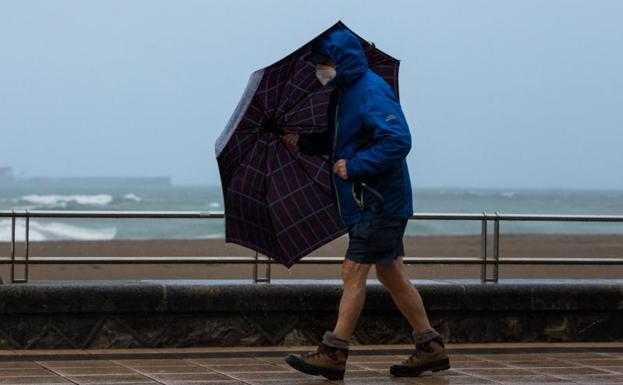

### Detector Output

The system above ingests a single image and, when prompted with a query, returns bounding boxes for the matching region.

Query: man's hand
[332,159,348,180]
[281,133,299,152]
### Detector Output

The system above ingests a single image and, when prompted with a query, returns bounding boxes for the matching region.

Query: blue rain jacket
[300,27,413,225]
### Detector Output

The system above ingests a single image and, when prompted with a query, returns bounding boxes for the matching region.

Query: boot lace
[404,348,426,364]
[303,345,338,361]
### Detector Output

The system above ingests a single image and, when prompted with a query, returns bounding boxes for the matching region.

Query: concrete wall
[0,280,622,349]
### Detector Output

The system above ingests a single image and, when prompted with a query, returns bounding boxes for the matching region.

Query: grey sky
[1,0,621,189]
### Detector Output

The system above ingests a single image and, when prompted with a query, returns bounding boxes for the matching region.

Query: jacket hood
[317,27,368,87]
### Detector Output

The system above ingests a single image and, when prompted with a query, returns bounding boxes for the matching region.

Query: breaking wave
[19,194,113,208]
[123,193,143,202]
[0,219,117,241]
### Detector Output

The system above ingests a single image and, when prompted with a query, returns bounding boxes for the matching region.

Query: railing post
[11,210,28,283]
[480,212,487,283]
[493,211,500,283]
[253,251,258,282]
[24,209,30,282]
[253,251,271,283]
[10,209,16,283]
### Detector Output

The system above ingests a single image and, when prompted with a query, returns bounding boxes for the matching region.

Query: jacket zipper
[332,93,342,218]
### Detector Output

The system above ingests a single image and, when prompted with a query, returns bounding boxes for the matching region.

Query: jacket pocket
[352,178,364,210]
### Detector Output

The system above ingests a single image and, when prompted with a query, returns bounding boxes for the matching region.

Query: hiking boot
[390,336,450,377]
[285,342,348,380]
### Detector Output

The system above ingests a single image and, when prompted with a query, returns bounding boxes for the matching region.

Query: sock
[322,331,350,351]
[412,328,441,345]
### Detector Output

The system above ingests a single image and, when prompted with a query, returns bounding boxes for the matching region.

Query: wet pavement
[1,343,622,384]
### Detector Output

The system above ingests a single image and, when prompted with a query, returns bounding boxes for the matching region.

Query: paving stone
[411,376,499,384]
[158,382,243,385]
[445,360,511,369]
[0,367,56,376]
[80,383,160,385]
[0,376,73,384]
[64,374,156,384]
[568,358,623,366]
[0,362,44,369]
[552,374,623,383]
[348,362,396,370]
[477,353,556,361]
[247,380,337,385]
[445,355,491,362]
[131,365,214,374]
[594,366,623,373]
[454,367,538,376]
[147,372,235,382]
[208,364,288,373]
[545,352,612,359]
[225,371,319,381]
[529,366,613,376]
[187,357,267,365]
[52,367,137,375]
[504,359,580,368]
[343,369,397,378]
[484,374,571,383]
[336,376,412,385]
[348,355,405,363]
[162,380,248,385]
[111,359,192,366]
[38,360,122,368]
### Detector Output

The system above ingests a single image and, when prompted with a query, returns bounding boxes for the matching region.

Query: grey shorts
[345,217,408,265]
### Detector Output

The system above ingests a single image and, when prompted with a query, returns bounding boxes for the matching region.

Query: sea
[1,184,622,242]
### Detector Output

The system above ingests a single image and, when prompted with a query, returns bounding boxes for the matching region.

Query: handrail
[2,210,623,284]
[2,210,622,221]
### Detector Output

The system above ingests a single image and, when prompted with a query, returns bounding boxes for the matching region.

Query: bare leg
[376,257,432,332]
[332,259,372,341]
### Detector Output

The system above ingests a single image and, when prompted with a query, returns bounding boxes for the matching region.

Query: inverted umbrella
[215,21,401,267]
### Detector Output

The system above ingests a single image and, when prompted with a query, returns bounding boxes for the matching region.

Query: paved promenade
[1,343,622,384]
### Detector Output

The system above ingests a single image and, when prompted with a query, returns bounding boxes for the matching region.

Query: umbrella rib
[234,126,264,135]
[272,58,300,120]
[263,134,281,254]
[284,146,334,201]
[280,124,327,131]
[280,86,324,128]
[252,93,271,122]
[222,132,268,200]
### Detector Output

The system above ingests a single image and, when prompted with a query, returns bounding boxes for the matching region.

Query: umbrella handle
[360,182,384,215]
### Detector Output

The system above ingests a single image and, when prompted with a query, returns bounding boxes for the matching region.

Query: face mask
[315,64,336,86]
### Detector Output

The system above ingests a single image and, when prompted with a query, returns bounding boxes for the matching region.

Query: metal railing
[1,210,623,284]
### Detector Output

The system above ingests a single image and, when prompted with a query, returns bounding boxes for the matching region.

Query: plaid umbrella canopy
[215,21,401,267]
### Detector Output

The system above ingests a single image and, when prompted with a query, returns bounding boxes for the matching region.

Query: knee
[376,266,407,292]
[342,260,369,288]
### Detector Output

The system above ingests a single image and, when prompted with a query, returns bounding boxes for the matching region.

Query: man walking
[281,27,450,380]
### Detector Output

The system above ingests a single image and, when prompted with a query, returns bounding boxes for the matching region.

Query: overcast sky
[1,0,622,189]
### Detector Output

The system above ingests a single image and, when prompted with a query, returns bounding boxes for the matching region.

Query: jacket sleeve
[346,87,412,177]
[298,130,330,156]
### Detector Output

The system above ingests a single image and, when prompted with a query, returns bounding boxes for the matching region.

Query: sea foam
[20,194,113,207]
[0,219,117,241]
[123,193,143,202]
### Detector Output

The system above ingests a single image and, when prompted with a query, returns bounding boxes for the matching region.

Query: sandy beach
[2,234,622,281]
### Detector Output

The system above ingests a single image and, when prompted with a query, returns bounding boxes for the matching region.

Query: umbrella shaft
[331,99,342,218]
